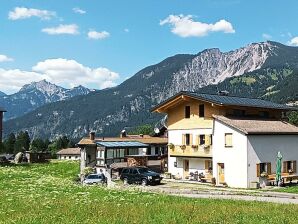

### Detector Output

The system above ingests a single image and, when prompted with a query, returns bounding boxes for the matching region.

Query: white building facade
[213,116,298,188]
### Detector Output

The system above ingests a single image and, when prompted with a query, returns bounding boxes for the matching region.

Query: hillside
[0,80,91,120]
[4,41,298,139]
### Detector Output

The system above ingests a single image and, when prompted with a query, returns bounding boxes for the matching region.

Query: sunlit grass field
[0,161,298,224]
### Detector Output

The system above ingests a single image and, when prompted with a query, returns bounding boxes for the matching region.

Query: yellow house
[152,91,296,183]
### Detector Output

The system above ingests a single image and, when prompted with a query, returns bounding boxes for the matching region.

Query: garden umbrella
[276,151,282,186]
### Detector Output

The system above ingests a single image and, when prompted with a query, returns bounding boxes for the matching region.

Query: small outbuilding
[57,148,81,160]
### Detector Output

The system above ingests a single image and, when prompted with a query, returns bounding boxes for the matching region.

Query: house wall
[59,155,80,160]
[247,135,298,184]
[167,99,219,130]
[168,156,209,177]
[213,120,248,188]
[168,129,213,145]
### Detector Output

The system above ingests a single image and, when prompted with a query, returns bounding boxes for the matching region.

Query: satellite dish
[154,127,160,134]
[121,129,126,133]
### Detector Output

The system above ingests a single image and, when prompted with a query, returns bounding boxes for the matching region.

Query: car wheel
[123,178,129,185]
[141,179,148,186]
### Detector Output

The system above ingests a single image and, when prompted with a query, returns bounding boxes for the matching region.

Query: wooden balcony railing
[169,145,212,158]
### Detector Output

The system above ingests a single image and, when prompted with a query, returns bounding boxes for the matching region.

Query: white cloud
[0,58,119,94]
[42,24,79,35]
[8,7,56,20]
[0,55,14,62]
[289,37,298,46]
[124,28,129,33]
[160,14,235,37]
[0,69,47,93]
[73,7,86,14]
[32,58,119,89]
[262,33,272,40]
[88,30,110,40]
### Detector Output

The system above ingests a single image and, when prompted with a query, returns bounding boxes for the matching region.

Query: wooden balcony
[169,145,212,158]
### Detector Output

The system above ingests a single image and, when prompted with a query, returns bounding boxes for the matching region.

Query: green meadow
[0,161,297,224]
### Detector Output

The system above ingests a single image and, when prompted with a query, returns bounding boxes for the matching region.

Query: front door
[218,163,225,184]
[183,160,189,179]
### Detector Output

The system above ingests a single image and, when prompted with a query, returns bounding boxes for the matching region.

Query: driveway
[117,180,298,204]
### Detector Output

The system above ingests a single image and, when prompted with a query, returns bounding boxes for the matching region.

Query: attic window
[185,106,190,118]
[199,104,205,117]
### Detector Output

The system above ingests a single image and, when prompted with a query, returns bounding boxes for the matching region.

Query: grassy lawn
[272,186,298,194]
[1,161,298,224]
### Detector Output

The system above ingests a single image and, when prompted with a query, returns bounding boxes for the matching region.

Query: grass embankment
[0,161,298,224]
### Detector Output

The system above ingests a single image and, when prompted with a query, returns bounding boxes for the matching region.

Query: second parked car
[120,167,162,186]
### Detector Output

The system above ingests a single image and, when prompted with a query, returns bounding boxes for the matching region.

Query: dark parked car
[120,167,162,186]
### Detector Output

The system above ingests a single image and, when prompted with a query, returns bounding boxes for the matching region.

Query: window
[283,160,297,173]
[183,134,193,146]
[155,147,159,155]
[185,106,190,118]
[205,160,213,173]
[257,162,271,177]
[69,156,71,159]
[75,156,78,159]
[259,111,269,118]
[225,133,233,147]
[64,156,66,159]
[199,135,205,145]
[185,134,190,145]
[233,109,245,117]
[199,104,205,117]
[132,169,139,175]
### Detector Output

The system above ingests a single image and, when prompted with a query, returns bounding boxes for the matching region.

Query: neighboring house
[77,132,168,177]
[0,107,6,143]
[0,154,14,161]
[57,148,81,160]
[152,91,298,188]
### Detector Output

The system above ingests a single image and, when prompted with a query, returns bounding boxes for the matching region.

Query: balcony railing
[169,145,212,158]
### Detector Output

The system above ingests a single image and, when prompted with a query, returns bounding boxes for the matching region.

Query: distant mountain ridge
[4,41,298,139]
[0,80,92,120]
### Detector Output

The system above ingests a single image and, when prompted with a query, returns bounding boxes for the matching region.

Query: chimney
[89,131,95,141]
[218,90,229,96]
[120,129,126,138]
[139,134,144,138]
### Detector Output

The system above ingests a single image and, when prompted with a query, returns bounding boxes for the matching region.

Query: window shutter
[205,160,209,171]
[205,135,211,146]
[182,134,186,145]
[190,134,193,146]
[196,135,199,145]
[257,164,260,177]
[293,161,297,173]
[282,161,287,173]
[267,163,271,175]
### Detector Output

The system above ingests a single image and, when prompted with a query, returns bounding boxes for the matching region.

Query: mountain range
[3,41,298,139]
[0,80,91,120]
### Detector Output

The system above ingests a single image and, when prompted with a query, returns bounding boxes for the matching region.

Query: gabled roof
[77,135,168,146]
[0,107,6,112]
[213,115,298,135]
[57,148,81,155]
[96,141,149,148]
[152,91,297,112]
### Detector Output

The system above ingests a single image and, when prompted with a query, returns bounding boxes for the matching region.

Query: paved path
[122,181,298,204]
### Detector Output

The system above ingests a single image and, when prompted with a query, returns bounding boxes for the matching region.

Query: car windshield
[88,175,101,179]
[138,168,154,173]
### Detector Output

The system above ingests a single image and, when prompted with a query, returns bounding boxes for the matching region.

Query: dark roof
[96,141,149,148]
[152,91,297,111]
[213,115,298,135]
[0,107,6,112]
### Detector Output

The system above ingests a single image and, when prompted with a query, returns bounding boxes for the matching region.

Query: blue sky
[0,0,297,94]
